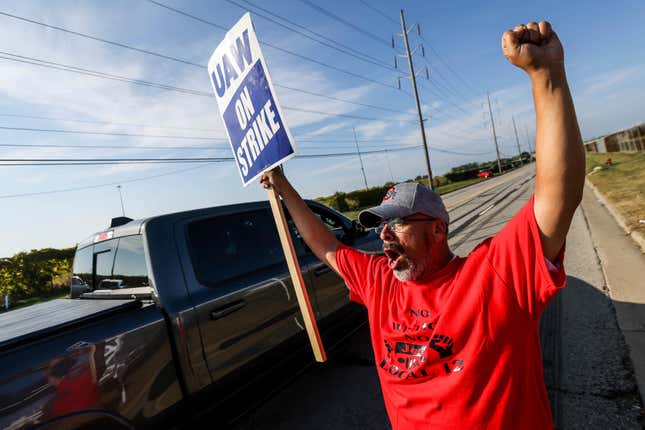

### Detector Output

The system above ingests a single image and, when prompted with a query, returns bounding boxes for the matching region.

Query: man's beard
[383,241,428,282]
[393,256,427,281]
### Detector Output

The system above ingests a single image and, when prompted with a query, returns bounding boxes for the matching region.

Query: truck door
[179,209,317,389]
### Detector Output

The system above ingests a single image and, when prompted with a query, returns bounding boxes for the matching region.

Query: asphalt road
[230,164,643,429]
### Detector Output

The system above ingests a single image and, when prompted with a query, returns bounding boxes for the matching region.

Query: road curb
[585,178,645,254]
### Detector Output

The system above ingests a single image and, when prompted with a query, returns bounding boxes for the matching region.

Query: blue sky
[0,0,643,257]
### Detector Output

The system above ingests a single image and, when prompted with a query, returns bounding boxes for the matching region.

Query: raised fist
[501,21,563,75]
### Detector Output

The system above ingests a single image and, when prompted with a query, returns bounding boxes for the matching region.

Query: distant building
[584,123,645,153]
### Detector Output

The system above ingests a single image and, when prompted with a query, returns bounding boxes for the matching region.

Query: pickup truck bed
[0,299,141,351]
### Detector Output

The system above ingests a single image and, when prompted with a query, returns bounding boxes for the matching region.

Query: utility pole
[486,92,502,174]
[512,116,522,163]
[524,124,534,156]
[399,9,434,189]
[353,127,369,190]
[117,185,125,216]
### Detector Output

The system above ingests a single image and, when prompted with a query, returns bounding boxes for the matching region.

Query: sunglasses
[375,216,436,234]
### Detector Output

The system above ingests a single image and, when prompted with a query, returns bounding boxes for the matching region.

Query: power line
[1,6,402,93]
[423,58,477,107]
[0,140,423,151]
[0,6,400,79]
[0,28,401,115]
[0,112,493,147]
[0,145,424,166]
[283,106,416,123]
[0,52,413,123]
[0,125,226,141]
[273,84,403,113]
[296,0,391,46]
[418,33,482,97]
[239,0,394,68]
[357,0,398,26]
[0,52,211,96]
[0,117,494,150]
[144,0,400,91]
[2,6,482,138]
[0,143,490,200]
[418,80,471,116]
[0,164,212,199]
[0,139,490,156]
[0,10,205,68]
[0,124,427,140]
[224,0,400,73]
[420,64,480,112]
[0,112,222,133]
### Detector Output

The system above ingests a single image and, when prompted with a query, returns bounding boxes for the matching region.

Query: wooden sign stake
[266,186,327,362]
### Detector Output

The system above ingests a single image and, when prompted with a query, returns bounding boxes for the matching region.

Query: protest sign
[208,12,297,187]
[207,13,326,362]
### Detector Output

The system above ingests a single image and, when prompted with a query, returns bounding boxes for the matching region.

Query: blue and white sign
[207,13,297,187]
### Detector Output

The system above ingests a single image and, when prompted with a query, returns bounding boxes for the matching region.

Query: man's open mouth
[383,244,405,270]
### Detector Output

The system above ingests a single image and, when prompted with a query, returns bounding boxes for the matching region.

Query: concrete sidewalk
[580,183,645,410]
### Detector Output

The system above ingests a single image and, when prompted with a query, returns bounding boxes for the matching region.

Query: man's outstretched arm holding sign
[260,168,341,274]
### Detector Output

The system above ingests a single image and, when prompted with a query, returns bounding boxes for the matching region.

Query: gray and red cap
[358,182,449,228]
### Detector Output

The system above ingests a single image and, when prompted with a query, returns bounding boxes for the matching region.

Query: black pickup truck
[0,200,381,429]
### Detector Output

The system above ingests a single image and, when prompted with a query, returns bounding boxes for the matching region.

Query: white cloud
[581,65,641,96]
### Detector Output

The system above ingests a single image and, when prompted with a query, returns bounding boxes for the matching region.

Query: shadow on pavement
[541,276,643,429]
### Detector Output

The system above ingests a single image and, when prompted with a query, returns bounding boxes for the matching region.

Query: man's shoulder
[463,237,494,262]
[336,244,389,276]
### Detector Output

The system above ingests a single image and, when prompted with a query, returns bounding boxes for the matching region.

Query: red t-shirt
[335,196,566,430]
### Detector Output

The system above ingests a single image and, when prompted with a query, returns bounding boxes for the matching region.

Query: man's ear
[432,220,447,238]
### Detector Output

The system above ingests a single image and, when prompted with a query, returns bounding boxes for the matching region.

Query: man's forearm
[274,179,340,270]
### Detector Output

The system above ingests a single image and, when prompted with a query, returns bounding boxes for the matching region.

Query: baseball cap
[358,182,449,228]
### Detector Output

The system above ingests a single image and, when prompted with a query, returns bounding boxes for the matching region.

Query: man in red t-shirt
[261,20,584,429]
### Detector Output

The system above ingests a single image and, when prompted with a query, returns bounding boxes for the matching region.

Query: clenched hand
[502,21,563,76]
[259,166,286,194]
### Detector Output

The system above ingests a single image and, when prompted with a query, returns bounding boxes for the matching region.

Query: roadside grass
[586,152,645,235]
[342,176,489,220]
[0,290,68,314]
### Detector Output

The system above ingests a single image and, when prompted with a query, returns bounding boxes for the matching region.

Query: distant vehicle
[477,169,493,178]
[0,200,381,430]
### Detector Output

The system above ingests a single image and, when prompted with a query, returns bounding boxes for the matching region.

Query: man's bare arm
[260,168,340,273]
[502,21,585,261]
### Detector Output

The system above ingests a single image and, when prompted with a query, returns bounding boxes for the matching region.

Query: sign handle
[266,186,327,362]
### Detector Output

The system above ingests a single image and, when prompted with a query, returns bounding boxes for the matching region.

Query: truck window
[94,240,117,289]
[112,236,149,288]
[313,209,348,243]
[188,210,283,286]
[72,246,93,287]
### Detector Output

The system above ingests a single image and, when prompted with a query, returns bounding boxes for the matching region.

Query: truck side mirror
[350,220,367,238]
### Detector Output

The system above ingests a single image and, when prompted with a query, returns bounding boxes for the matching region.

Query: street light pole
[512,116,522,162]
[352,127,369,190]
